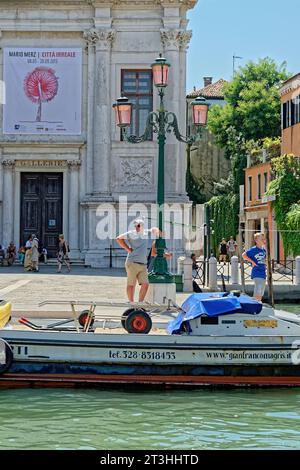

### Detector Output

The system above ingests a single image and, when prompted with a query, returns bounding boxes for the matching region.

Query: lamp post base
[148,272,174,284]
[145,280,176,304]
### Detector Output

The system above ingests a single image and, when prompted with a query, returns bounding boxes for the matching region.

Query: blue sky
[187,0,299,92]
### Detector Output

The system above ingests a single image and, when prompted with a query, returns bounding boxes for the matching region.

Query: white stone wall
[0,0,197,266]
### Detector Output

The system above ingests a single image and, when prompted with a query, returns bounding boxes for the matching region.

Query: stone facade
[0,0,197,266]
[186,78,231,201]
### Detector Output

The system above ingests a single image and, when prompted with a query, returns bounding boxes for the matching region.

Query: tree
[208,58,289,191]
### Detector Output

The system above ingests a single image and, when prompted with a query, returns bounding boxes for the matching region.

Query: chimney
[203,77,213,87]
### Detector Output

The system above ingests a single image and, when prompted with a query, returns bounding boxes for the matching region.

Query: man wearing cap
[116,219,157,302]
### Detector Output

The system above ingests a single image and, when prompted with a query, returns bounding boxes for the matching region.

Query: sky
[187,0,300,93]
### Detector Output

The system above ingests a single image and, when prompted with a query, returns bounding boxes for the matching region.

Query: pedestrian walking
[242,232,266,302]
[219,238,228,262]
[227,236,237,260]
[57,234,71,273]
[116,218,158,302]
[24,235,33,271]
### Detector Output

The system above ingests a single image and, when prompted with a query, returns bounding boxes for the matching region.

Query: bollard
[296,257,300,286]
[231,256,239,285]
[208,256,218,291]
[183,257,193,292]
[177,256,185,275]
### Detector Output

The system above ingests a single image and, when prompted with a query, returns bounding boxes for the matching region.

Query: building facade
[240,155,279,258]
[186,78,231,201]
[0,0,197,266]
[281,73,300,155]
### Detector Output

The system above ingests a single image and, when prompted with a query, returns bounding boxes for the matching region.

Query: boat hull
[1,330,300,388]
[3,364,300,388]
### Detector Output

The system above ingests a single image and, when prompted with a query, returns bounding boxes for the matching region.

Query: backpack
[62,241,70,255]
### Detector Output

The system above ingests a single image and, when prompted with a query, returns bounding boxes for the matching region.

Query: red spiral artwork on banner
[24,67,58,121]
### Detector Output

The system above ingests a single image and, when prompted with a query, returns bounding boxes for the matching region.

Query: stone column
[2,160,15,248]
[160,29,192,198]
[179,31,192,197]
[83,29,96,195]
[68,160,81,259]
[89,29,115,197]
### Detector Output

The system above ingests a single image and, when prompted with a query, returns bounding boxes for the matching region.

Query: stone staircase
[7,258,87,267]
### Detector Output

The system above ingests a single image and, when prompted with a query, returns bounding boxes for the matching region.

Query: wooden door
[20,173,63,257]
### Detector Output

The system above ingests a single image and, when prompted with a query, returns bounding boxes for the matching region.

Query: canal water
[1,388,300,450]
[0,303,299,450]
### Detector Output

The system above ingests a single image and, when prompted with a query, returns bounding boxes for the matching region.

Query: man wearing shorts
[242,232,266,302]
[116,219,157,302]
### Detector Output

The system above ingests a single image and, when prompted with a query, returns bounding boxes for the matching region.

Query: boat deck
[10,320,169,335]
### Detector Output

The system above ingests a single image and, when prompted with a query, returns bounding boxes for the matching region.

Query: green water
[276,304,299,314]
[1,388,300,450]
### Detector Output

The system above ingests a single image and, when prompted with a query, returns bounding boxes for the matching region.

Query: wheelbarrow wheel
[125,310,152,334]
[78,310,95,328]
[121,308,135,329]
[121,307,146,329]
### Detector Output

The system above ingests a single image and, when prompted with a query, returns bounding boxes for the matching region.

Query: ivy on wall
[207,193,240,255]
[186,169,206,204]
[267,154,300,257]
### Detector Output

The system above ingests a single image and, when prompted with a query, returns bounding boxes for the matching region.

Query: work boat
[1,293,300,388]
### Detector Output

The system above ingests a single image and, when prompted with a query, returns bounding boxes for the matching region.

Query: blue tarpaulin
[167,292,262,334]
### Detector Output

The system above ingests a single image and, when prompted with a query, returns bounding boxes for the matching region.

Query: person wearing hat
[116,218,158,302]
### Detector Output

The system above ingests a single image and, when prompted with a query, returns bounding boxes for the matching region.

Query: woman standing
[57,234,71,273]
[219,238,228,262]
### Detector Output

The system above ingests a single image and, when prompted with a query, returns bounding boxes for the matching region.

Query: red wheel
[121,308,135,329]
[78,310,95,328]
[121,307,146,329]
[125,310,152,334]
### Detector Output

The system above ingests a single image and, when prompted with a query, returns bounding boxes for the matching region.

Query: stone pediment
[0,0,196,6]
[92,0,197,7]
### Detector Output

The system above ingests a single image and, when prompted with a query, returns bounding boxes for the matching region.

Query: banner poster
[3,48,82,135]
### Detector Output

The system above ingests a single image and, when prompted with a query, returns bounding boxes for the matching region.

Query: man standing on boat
[242,232,266,302]
[116,218,158,302]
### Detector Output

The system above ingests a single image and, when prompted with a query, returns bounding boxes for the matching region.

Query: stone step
[10,259,86,267]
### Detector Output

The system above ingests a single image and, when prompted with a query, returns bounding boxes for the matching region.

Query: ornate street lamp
[113,54,209,283]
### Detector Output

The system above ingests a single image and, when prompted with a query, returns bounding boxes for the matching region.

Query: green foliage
[214,173,235,195]
[245,137,282,165]
[262,137,281,157]
[267,155,300,256]
[186,170,206,204]
[286,204,300,254]
[208,58,289,194]
[208,58,288,145]
[211,126,247,194]
[207,193,240,255]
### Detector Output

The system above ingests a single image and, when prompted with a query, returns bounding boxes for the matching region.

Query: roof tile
[187,78,228,99]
